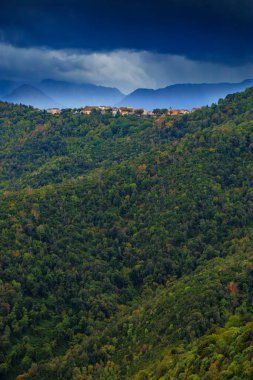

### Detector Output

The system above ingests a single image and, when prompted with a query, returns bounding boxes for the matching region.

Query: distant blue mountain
[0,79,125,109]
[1,78,253,110]
[119,79,253,109]
[0,80,21,98]
[37,79,125,108]
[4,84,57,109]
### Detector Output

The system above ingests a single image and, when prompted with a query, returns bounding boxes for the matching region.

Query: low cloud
[0,42,253,93]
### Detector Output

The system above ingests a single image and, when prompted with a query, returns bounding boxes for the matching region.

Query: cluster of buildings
[80,106,155,116]
[47,106,199,117]
[47,108,62,115]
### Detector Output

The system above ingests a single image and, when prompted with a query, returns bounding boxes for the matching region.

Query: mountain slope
[4,84,57,109]
[1,78,253,110]
[0,88,253,379]
[119,79,253,109]
[0,80,20,98]
[38,79,125,107]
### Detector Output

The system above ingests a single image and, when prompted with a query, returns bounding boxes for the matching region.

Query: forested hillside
[0,88,253,380]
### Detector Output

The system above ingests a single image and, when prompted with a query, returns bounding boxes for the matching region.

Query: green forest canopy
[0,88,253,379]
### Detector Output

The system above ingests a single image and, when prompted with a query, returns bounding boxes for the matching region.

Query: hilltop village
[47,105,200,116]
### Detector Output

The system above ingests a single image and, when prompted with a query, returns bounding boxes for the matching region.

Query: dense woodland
[0,88,253,379]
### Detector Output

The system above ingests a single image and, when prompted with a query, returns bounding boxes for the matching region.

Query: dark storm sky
[0,0,253,91]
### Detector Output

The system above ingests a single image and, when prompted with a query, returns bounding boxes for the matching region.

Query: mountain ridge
[3,84,58,109]
[37,79,125,108]
[0,80,125,109]
[0,87,253,379]
[119,78,253,109]
[1,78,253,109]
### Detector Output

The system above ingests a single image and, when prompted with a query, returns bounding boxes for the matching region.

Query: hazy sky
[1,0,253,92]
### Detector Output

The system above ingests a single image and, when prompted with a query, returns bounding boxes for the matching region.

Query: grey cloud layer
[1,43,253,93]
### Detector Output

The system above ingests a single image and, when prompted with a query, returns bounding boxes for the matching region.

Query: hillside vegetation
[0,88,253,379]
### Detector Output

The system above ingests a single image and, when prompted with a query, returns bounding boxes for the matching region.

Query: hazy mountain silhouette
[119,79,253,109]
[4,84,58,109]
[0,80,21,98]
[38,79,125,108]
[1,78,253,110]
